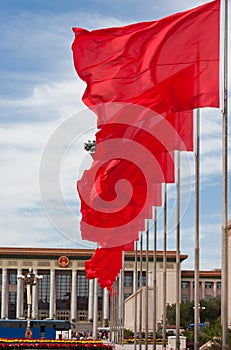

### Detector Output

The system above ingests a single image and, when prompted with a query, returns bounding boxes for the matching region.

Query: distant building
[0,247,222,331]
[181,269,221,302]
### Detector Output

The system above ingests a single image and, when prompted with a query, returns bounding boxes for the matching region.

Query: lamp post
[18,268,43,338]
[84,140,96,152]
[193,304,206,325]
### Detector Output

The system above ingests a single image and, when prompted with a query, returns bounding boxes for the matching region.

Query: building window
[124,272,133,287]
[0,271,2,285]
[205,294,212,301]
[77,310,87,321]
[138,272,146,287]
[98,284,103,317]
[8,291,16,319]
[56,271,71,313]
[181,282,189,289]
[38,271,50,315]
[217,282,221,289]
[124,293,132,300]
[205,282,212,289]
[77,271,89,313]
[8,270,17,285]
[181,295,188,302]
[57,310,70,320]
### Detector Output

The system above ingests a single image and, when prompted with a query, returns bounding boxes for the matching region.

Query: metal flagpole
[134,241,138,350]
[114,282,117,343]
[194,109,200,350]
[176,152,181,350]
[110,284,114,343]
[145,220,149,350]
[116,277,120,344]
[121,251,125,346]
[118,268,122,343]
[139,233,143,350]
[93,278,98,340]
[162,184,167,350]
[153,207,157,350]
[222,0,228,349]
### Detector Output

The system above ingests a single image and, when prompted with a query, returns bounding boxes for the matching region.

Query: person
[103,331,107,340]
[25,327,32,339]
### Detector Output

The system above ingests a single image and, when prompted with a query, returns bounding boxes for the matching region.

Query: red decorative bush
[0,339,114,350]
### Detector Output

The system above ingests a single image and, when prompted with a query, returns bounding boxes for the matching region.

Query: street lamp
[193,304,206,324]
[84,139,97,339]
[18,268,43,338]
[84,140,96,152]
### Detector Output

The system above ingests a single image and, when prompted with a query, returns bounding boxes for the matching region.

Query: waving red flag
[72,0,220,113]
[77,155,164,247]
[85,242,133,293]
[73,0,220,286]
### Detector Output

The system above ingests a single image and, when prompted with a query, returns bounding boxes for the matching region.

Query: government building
[0,246,223,331]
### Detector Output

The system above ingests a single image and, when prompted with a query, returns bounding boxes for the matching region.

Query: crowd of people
[71,330,109,340]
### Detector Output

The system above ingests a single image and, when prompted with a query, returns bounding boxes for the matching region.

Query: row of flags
[72,0,220,293]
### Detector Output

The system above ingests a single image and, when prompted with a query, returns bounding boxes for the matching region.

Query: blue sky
[0,0,230,271]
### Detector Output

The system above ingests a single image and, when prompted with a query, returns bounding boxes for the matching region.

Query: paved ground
[113,344,163,350]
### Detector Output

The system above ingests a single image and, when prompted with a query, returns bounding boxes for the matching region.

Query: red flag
[77,156,164,247]
[96,107,194,153]
[85,243,133,293]
[72,0,220,112]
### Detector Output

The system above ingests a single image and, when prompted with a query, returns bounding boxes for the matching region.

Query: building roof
[0,247,188,262]
[181,269,221,278]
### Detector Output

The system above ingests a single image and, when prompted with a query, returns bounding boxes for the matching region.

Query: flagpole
[162,184,167,350]
[118,272,122,343]
[118,257,124,344]
[115,278,119,344]
[134,241,138,350]
[121,251,124,346]
[93,278,98,340]
[153,207,157,350]
[145,219,149,350]
[139,233,143,350]
[175,152,181,350]
[194,109,200,350]
[222,0,228,348]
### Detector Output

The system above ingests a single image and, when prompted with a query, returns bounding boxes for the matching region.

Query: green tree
[166,301,194,328]
[166,297,221,329]
[200,298,221,325]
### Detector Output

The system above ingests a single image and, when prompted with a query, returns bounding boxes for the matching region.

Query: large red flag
[72,0,220,113]
[96,108,194,153]
[77,155,164,247]
[73,0,221,285]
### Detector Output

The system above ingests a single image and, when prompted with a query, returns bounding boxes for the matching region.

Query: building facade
[0,247,222,330]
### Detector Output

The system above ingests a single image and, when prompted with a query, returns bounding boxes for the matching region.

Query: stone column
[16,268,23,318]
[49,269,55,319]
[88,279,94,321]
[133,270,136,293]
[1,268,7,319]
[201,281,205,299]
[103,288,110,322]
[148,271,152,287]
[213,281,217,298]
[32,269,38,319]
[189,281,193,302]
[71,270,77,322]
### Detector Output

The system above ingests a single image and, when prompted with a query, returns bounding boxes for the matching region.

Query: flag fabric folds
[73,0,220,290]
[85,243,133,293]
[77,157,163,247]
[72,0,220,113]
